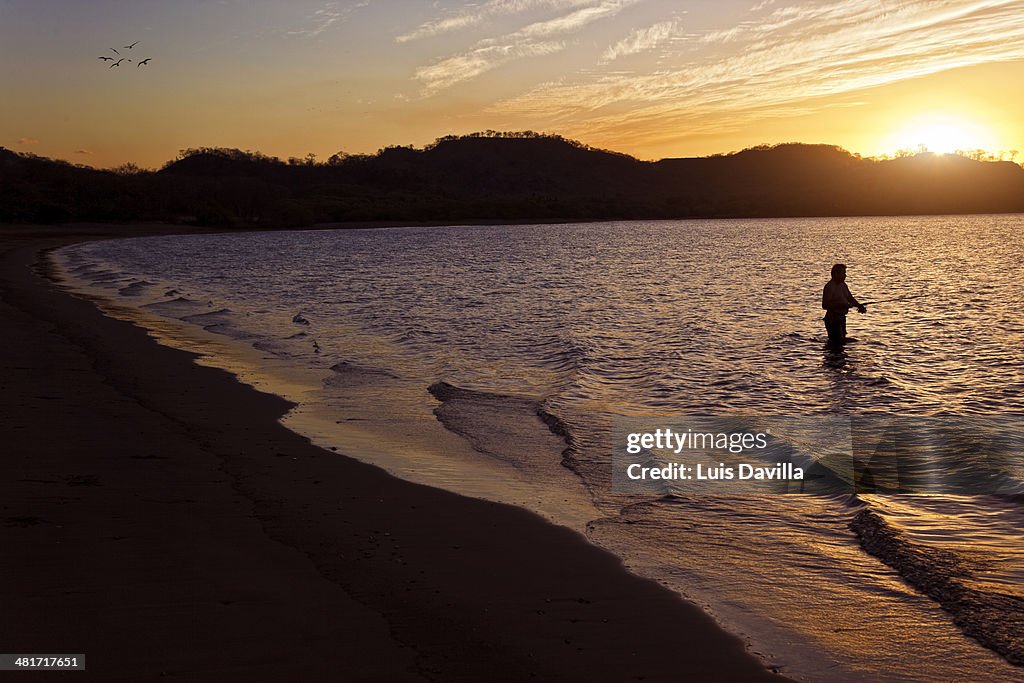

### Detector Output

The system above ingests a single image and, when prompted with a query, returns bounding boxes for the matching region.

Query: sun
[882,113,997,156]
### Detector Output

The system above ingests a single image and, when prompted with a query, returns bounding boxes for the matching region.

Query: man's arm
[843,283,867,313]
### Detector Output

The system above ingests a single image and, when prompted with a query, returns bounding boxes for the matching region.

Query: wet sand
[0,224,784,681]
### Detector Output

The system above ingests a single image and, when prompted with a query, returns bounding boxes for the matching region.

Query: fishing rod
[856,294,932,306]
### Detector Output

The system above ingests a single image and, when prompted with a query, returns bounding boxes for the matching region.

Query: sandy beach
[0,224,783,681]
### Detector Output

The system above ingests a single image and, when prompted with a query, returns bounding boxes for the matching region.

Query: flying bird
[109,47,120,55]
[124,41,138,49]
[137,58,151,67]
[110,58,125,68]
[98,56,113,61]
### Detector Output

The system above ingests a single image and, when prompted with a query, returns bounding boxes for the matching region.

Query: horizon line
[4,131,1021,173]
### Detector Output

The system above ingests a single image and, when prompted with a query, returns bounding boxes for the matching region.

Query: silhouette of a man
[822,263,866,345]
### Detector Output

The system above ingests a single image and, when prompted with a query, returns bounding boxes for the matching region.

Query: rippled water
[56,216,1024,681]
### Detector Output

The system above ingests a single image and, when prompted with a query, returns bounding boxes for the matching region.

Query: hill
[3,133,1024,226]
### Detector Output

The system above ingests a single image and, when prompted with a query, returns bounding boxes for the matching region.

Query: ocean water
[55,216,1024,681]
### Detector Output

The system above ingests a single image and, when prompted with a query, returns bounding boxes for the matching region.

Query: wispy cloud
[396,12,483,43]
[16,137,38,146]
[601,18,685,62]
[397,0,603,43]
[414,0,639,94]
[288,1,368,38]
[513,0,636,38]
[490,0,1024,152]
[416,41,566,94]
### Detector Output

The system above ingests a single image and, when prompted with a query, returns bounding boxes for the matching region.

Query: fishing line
[856,294,932,306]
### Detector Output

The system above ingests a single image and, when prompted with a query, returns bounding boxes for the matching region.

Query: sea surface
[55,216,1024,681]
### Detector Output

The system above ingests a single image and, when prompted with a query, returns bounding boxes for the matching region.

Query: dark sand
[0,224,785,681]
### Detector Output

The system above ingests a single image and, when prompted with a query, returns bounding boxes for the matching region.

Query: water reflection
[57,215,1024,681]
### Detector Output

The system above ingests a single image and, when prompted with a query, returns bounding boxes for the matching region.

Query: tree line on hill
[3,131,1024,227]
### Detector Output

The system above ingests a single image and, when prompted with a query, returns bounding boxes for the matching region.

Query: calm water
[57,216,1024,681]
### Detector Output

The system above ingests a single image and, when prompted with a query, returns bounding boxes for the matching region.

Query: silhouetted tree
[3,135,1024,226]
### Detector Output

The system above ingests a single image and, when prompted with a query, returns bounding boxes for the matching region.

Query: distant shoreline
[5,136,1024,227]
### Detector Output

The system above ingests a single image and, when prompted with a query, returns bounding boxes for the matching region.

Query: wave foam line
[851,508,1024,666]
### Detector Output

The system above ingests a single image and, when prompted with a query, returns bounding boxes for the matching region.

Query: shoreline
[1,224,784,680]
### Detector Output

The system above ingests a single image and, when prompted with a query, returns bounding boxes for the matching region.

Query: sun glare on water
[882,113,997,156]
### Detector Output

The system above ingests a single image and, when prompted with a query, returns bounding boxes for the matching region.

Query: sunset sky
[2,0,1024,168]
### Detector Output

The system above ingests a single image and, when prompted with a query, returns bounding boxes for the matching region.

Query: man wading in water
[822,263,866,346]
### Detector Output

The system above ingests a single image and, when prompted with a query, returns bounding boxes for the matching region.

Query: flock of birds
[97,41,151,68]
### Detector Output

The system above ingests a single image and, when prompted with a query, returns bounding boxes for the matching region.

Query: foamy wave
[851,507,1024,665]
[428,381,576,476]
[324,361,400,388]
[118,280,156,297]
